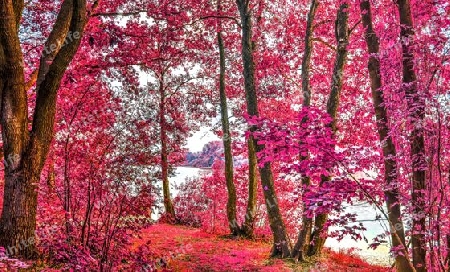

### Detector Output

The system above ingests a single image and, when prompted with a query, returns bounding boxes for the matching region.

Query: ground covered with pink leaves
[132,224,390,271]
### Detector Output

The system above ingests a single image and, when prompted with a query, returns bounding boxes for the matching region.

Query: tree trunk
[217,31,239,235]
[0,0,86,258]
[446,234,450,271]
[36,0,73,89]
[292,0,318,262]
[0,168,39,258]
[447,173,450,271]
[242,138,258,238]
[81,173,93,247]
[64,137,72,238]
[236,0,291,258]
[308,3,349,257]
[396,1,427,271]
[0,0,31,254]
[359,1,414,271]
[308,205,328,256]
[159,79,175,220]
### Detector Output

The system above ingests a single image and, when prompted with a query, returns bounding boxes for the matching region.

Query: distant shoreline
[178,165,212,170]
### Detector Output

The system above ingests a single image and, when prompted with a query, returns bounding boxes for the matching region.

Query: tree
[396,1,427,270]
[218,29,240,235]
[291,0,318,262]
[291,3,351,258]
[359,1,413,270]
[236,0,292,258]
[0,0,87,258]
[213,0,239,235]
[126,2,212,220]
[192,0,259,238]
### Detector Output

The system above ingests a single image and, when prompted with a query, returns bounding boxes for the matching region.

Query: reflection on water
[164,167,392,266]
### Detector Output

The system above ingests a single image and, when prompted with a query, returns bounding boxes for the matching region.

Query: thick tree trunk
[359,1,414,271]
[0,0,36,259]
[236,0,291,258]
[0,168,39,258]
[159,80,175,220]
[0,0,86,258]
[396,1,427,271]
[308,3,349,257]
[292,0,318,262]
[217,31,239,235]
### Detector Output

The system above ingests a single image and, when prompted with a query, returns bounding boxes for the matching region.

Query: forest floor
[132,223,391,272]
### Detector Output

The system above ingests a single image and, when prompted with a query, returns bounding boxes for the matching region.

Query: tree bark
[359,1,414,271]
[236,0,291,258]
[0,0,86,258]
[446,234,450,271]
[308,3,349,257]
[63,137,73,238]
[35,0,73,90]
[292,0,318,262]
[242,138,258,238]
[217,31,239,235]
[159,79,176,220]
[396,1,427,271]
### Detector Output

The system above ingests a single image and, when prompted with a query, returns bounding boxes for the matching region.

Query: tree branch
[34,0,73,92]
[312,37,336,51]
[28,0,87,170]
[313,19,332,31]
[348,19,362,36]
[199,15,242,28]
[92,10,147,17]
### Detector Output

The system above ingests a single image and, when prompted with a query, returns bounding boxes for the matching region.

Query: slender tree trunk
[159,79,175,220]
[217,31,239,235]
[359,1,414,271]
[83,164,96,248]
[81,174,92,247]
[396,1,427,271]
[242,138,258,238]
[446,233,450,271]
[292,0,318,262]
[308,3,349,257]
[64,138,72,238]
[0,0,86,258]
[236,0,291,258]
[447,173,450,271]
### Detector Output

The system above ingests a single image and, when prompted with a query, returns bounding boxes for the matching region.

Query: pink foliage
[0,0,449,270]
